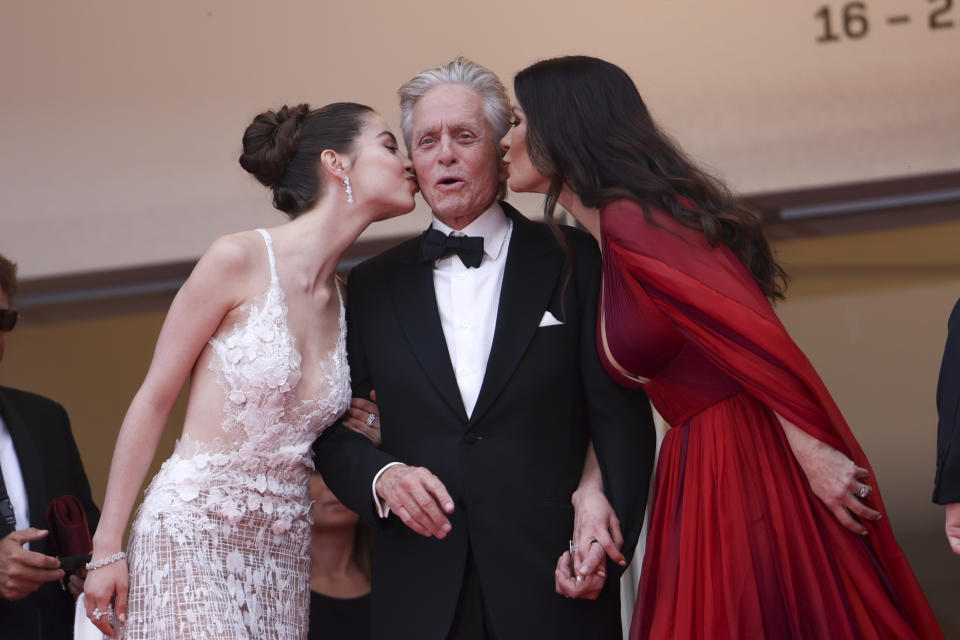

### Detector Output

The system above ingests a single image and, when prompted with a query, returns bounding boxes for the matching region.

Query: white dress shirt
[371,203,513,516]
[0,412,31,543]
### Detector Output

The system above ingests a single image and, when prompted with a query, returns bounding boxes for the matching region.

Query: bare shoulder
[184,231,269,306]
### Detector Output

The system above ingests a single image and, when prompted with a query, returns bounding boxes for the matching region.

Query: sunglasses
[0,308,18,332]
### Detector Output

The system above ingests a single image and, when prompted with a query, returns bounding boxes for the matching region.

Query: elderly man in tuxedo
[0,253,100,639]
[315,58,656,640]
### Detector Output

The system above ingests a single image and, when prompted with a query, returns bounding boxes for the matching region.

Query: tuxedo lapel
[0,389,48,535]
[470,204,563,425]
[388,242,469,422]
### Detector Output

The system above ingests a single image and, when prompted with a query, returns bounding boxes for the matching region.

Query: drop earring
[343,176,354,204]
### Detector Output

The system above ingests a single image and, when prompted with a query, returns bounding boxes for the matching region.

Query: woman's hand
[779,414,882,535]
[83,559,128,638]
[343,390,381,446]
[570,487,626,578]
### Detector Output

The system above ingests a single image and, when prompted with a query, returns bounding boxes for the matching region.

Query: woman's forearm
[573,441,604,505]
[91,389,172,552]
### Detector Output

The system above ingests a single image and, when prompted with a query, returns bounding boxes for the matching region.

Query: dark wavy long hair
[513,56,787,301]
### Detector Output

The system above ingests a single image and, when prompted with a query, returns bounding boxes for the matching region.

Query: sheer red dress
[597,200,942,639]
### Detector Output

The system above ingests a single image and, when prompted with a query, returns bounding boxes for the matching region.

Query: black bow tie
[419,227,484,268]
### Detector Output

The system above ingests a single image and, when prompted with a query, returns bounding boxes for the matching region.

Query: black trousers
[447,546,498,640]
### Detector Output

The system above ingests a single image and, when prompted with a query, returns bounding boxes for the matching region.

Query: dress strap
[255,229,279,284]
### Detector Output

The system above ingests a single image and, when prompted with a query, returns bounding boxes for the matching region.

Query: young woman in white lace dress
[83,103,417,639]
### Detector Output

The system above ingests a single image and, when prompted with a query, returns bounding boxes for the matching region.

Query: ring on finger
[91,605,112,621]
[857,484,871,499]
[568,539,578,554]
[366,413,377,426]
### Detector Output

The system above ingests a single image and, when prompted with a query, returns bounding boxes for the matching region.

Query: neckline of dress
[254,229,347,409]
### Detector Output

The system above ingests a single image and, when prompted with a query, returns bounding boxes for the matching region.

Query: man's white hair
[398,57,512,156]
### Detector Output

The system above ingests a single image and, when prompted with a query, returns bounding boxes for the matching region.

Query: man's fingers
[393,506,432,537]
[554,551,577,596]
[8,528,49,545]
[423,475,455,514]
[407,486,451,537]
[19,548,63,570]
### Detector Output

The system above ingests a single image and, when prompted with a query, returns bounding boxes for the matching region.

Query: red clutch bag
[45,495,92,572]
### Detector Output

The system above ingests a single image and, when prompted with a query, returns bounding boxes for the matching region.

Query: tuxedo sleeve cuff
[372,462,406,518]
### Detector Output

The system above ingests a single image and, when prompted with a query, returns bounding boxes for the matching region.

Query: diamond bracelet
[85,551,126,571]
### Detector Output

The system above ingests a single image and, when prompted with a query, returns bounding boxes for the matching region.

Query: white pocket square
[538,310,563,327]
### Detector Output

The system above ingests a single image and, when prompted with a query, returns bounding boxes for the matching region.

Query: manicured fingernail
[119,613,127,623]
[445,502,454,511]
[443,523,451,532]
[619,560,627,566]
[575,575,582,583]
[580,565,590,575]
[598,572,606,578]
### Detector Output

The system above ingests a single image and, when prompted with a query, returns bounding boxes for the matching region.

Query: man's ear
[320,149,350,181]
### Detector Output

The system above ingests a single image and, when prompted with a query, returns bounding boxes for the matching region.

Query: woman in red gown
[500,56,943,639]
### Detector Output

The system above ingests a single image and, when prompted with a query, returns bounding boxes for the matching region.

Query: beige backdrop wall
[2,0,958,278]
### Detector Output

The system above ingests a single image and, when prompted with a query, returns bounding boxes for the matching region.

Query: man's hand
[555,550,605,600]
[0,528,64,600]
[376,465,454,538]
[946,503,960,555]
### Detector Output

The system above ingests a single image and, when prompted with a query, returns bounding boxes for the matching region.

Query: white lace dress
[120,229,350,639]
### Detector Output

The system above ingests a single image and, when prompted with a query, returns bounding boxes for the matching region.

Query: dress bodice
[139,228,350,531]
[598,204,742,426]
[202,228,351,468]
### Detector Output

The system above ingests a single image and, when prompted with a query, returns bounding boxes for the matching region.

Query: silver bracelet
[85,551,126,571]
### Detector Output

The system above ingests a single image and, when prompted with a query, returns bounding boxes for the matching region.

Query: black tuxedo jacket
[934,298,960,504]
[315,204,656,640]
[0,386,100,640]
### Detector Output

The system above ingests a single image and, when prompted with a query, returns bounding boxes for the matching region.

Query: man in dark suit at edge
[0,253,100,639]
[315,58,656,640]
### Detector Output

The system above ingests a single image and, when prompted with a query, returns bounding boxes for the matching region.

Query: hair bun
[239,104,311,188]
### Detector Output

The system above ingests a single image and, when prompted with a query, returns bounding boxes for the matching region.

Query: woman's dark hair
[514,56,787,301]
[239,102,374,218]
